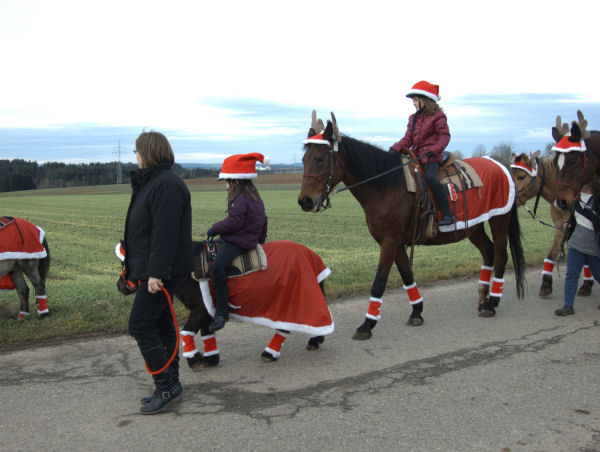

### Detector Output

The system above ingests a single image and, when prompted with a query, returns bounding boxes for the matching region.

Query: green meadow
[0,180,554,348]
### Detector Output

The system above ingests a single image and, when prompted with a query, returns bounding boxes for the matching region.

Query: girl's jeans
[563,247,600,307]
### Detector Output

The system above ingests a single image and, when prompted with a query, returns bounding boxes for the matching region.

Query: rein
[304,144,426,210]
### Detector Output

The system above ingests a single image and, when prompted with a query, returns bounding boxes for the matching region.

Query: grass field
[0,173,556,348]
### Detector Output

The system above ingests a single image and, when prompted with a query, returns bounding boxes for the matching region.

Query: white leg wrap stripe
[478,280,491,285]
[264,347,280,358]
[370,296,383,303]
[200,334,215,341]
[402,282,417,290]
[409,298,423,305]
[181,330,195,337]
[365,313,380,320]
[183,349,199,358]
[37,309,49,314]
[203,349,219,357]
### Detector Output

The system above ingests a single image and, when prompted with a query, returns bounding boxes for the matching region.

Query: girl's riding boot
[209,272,230,332]
[139,345,182,415]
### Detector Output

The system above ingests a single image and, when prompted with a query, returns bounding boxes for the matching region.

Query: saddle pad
[0,217,46,261]
[402,156,483,193]
[199,240,334,337]
[191,241,267,281]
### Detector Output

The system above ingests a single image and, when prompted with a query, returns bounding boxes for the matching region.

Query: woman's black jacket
[123,163,192,282]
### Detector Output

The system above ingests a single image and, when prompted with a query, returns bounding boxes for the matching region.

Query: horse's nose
[298,197,313,212]
[556,199,569,211]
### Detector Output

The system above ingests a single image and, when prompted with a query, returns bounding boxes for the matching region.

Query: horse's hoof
[307,336,324,350]
[352,330,372,340]
[479,309,496,318]
[538,286,553,297]
[577,284,592,297]
[408,316,423,326]
[38,312,50,319]
[261,351,278,362]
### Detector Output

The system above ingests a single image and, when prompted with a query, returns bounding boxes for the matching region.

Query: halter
[515,157,546,216]
[302,143,340,210]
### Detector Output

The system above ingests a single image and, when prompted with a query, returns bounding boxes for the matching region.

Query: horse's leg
[353,241,397,340]
[307,335,324,350]
[578,265,594,296]
[540,207,568,297]
[176,278,219,371]
[391,244,424,326]
[23,263,49,318]
[481,216,511,316]
[9,270,30,319]
[262,329,290,362]
[467,227,495,315]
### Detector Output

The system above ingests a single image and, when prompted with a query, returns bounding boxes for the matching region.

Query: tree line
[0,159,218,192]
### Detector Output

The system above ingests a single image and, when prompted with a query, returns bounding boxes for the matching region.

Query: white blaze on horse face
[557,153,565,170]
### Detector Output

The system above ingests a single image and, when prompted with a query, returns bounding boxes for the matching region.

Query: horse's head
[298,110,344,212]
[510,150,541,205]
[553,110,594,211]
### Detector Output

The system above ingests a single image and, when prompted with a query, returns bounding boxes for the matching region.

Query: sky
[1,0,600,166]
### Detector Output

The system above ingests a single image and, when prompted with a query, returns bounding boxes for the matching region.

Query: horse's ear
[323,120,334,143]
[511,153,518,162]
[570,121,582,142]
[531,150,541,160]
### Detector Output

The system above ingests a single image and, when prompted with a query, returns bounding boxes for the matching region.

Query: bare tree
[451,150,464,160]
[542,142,555,158]
[490,142,514,168]
[472,144,487,157]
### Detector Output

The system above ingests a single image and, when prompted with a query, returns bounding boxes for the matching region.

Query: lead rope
[144,286,180,375]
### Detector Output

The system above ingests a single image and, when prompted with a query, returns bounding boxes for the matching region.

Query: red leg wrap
[180,331,198,358]
[490,277,505,298]
[403,282,423,305]
[265,332,288,358]
[479,266,493,285]
[542,259,555,276]
[366,297,382,320]
[201,334,219,357]
[36,295,48,314]
[583,265,593,281]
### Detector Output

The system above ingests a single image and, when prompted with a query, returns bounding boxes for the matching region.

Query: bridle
[303,143,424,211]
[515,157,546,217]
[302,144,341,210]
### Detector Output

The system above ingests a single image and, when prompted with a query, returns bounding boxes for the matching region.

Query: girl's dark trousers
[211,240,245,318]
[424,161,452,218]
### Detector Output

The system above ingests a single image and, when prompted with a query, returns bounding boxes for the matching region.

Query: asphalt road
[1,268,599,452]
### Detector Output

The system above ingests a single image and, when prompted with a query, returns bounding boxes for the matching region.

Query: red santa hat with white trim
[551,135,586,153]
[218,153,270,180]
[406,80,441,102]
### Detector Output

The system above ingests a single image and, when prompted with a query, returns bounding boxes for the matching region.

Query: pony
[116,239,332,369]
[553,110,600,210]
[510,151,594,296]
[0,217,50,319]
[298,111,525,340]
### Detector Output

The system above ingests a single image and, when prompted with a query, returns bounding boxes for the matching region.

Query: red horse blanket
[437,156,515,233]
[0,217,46,291]
[199,240,334,336]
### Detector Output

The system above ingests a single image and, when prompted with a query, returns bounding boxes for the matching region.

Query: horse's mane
[339,136,405,189]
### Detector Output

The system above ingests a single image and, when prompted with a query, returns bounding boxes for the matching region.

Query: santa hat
[406,80,441,102]
[510,160,537,177]
[218,153,270,180]
[303,133,331,145]
[551,135,586,153]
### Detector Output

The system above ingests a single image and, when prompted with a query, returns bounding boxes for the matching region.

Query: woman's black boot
[139,346,182,414]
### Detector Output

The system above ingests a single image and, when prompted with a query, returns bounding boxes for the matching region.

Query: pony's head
[553,110,594,211]
[298,110,344,212]
[510,150,541,205]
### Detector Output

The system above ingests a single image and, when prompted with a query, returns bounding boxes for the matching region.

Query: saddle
[191,239,267,281]
[399,150,484,241]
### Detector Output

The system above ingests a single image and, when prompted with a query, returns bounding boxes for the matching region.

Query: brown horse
[0,217,50,319]
[554,111,600,209]
[510,151,594,296]
[117,240,331,369]
[298,112,525,340]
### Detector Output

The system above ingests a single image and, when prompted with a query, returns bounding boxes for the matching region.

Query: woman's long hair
[415,96,443,115]
[226,179,261,204]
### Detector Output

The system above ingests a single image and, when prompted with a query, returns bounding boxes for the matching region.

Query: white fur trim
[406,88,440,102]
[317,267,332,283]
[264,347,281,359]
[203,349,219,357]
[303,138,331,145]
[183,349,199,358]
[199,281,215,317]
[218,172,258,180]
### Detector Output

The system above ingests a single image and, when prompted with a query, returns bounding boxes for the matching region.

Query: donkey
[0,217,50,319]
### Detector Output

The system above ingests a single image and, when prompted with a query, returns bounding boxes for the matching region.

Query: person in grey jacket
[207,153,268,332]
[555,178,600,316]
[123,130,192,414]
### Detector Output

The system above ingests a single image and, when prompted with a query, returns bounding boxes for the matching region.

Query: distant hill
[181,162,303,173]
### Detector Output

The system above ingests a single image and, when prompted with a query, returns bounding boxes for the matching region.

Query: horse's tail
[508,204,526,299]
[39,238,50,281]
